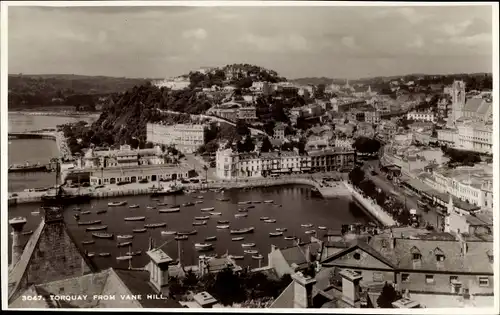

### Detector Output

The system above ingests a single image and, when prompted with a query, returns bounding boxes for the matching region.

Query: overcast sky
[8,5,494,79]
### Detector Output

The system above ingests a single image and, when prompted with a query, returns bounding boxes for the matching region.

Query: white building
[83,144,164,169]
[153,77,191,90]
[455,121,493,154]
[407,111,436,122]
[146,123,206,154]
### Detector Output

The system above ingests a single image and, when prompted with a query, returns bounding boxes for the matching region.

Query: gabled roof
[463,98,484,113]
[321,240,396,269]
[279,242,322,269]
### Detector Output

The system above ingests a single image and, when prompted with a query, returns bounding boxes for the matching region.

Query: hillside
[8,74,153,109]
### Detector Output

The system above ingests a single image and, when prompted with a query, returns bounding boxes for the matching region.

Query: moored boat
[230,227,255,235]
[235,213,248,218]
[195,243,213,251]
[116,255,132,261]
[161,230,176,236]
[241,243,255,248]
[264,200,274,204]
[252,200,261,204]
[195,200,203,204]
[117,234,134,240]
[238,201,251,205]
[81,211,91,215]
[82,240,95,245]
[228,255,244,260]
[238,208,248,212]
[175,235,188,241]
[209,212,222,216]
[86,225,108,231]
[305,230,316,235]
[193,220,207,226]
[264,219,276,223]
[31,211,40,216]
[146,206,156,210]
[150,185,184,197]
[205,236,217,241]
[194,216,210,220]
[126,250,142,256]
[217,220,229,224]
[260,217,269,221]
[217,197,230,202]
[87,252,95,257]
[216,225,230,229]
[196,196,204,199]
[269,231,283,237]
[252,254,264,260]
[124,216,146,221]
[96,210,107,214]
[201,207,215,212]
[244,250,258,255]
[276,228,287,232]
[284,236,296,240]
[159,207,180,213]
[92,233,114,239]
[182,202,195,207]
[117,241,133,247]
[232,237,244,241]
[133,228,147,233]
[318,226,327,230]
[129,204,140,209]
[145,222,167,228]
[177,230,197,236]
[78,220,102,226]
[108,201,127,207]
[301,223,313,228]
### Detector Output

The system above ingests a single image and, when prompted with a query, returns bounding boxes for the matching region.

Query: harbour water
[8,113,373,270]
[8,186,372,269]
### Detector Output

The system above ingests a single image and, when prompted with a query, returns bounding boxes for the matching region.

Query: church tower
[449,80,466,126]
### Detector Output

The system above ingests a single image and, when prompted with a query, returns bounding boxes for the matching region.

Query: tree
[203,165,209,182]
[261,136,273,152]
[236,119,250,137]
[376,282,402,308]
[353,137,381,155]
[349,167,365,186]
[208,267,246,306]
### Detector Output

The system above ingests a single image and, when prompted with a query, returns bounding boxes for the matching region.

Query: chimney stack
[339,269,363,307]
[9,217,27,266]
[292,271,317,308]
[193,291,217,308]
[146,248,174,295]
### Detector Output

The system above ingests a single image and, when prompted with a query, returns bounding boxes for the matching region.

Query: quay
[9,177,393,227]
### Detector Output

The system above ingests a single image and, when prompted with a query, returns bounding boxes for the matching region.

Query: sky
[7,4,495,79]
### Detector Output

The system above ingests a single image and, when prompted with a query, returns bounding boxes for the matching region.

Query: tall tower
[450,80,466,126]
[9,217,27,266]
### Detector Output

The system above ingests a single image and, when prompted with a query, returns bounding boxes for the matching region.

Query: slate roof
[279,242,322,269]
[464,98,484,113]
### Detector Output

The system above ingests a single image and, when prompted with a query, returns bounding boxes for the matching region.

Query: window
[353,252,361,260]
[449,276,458,284]
[436,254,445,262]
[373,272,383,282]
[478,277,489,287]
[425,275,435,284]
[413,253,422,261]
[401,273,410,282]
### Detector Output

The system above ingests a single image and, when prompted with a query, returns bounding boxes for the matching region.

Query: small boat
[195,200,203,204]
[260,217,269,221]
[159,207,180,213]
[99,252,111,257]
[146,206,156,210]
[96,210,107,214]
[157,202,168,206]
[126,250,142,256]
[201,207,215,212]
[195,243,213,251]
[74,214,80,220]
[21,230,34,236]
[73,207,82,211]
[197,196,204,199]
[81,211,91,215]
[194,216,210,220]
[116,255,132,261]
[108,201,127,207]
[209,212,222,216]
[274,204,282,208]
[238,201,251,205]
[161,230,176,236]
[151,198,160,201]
[238,208,248,212]
[235,213,248,218]
[175,235,188,240]
[216,225,230,229]
[193,220,207,226]
[228,255,244,260]
[264,200,274,204]
[82,240,95,245]
[241,243,255,248]
[232,237,244,241]
[117,241,133,247]
[182,202,195,207]
[217,197,230,202]
[145,222,167,228]
[205,236,217,241]
[276,228,287,232]
[244,250,258,255]
[252,201,261,204]
[87,252,95,257]
[117,234,134,240]
[92,233,114,239]
[78,220,102,226]
[133,228,147,233]
[246,205,255,209]
[217,220,229,224]
[124,216,146,221]
[177,230,197,236]
[301,224,313,228]
[86,225,108,231]
[230,227,255,235]
[129,204,140,209]
[264,219,276,223]
[252,254,264,260]
[318,226,327,230]
[284,236,296,240]
[305,230,316,235]
[269,231,283,237]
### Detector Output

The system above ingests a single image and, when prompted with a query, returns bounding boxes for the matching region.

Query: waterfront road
[362,160,442,229]
[183,154,217,180]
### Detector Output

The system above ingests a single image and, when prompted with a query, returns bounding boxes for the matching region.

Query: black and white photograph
[2,1,498,311]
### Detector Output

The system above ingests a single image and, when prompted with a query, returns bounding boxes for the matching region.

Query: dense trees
[353,137,382,155]
[441,146,482,166]
[377,282,402,308]
[260,136,273,153]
